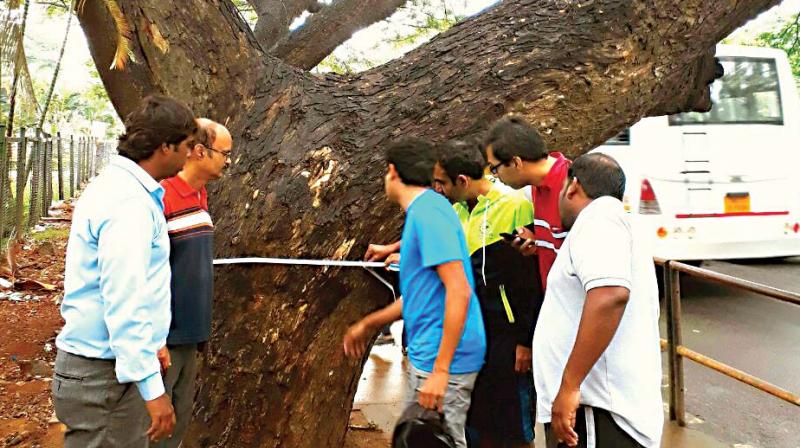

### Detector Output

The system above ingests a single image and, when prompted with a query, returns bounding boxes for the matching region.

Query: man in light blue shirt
[53,95,198,447]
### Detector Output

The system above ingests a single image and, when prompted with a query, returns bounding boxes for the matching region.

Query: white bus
[595,45,800,261]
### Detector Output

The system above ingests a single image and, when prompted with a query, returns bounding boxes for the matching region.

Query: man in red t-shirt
[484,115,571,292]
[155,118,232,448]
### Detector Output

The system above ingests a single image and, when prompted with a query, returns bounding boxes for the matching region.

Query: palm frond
[103,0,133,70]
[14,39,39,118]
[0,9,20,66]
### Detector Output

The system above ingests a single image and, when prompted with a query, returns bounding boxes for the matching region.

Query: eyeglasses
[488,160,506,175]
[203,143,232,159]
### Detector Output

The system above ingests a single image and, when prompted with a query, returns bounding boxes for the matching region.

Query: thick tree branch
[77,0,266,119]
[270,0,407,70]
[335,0,781,157]
[252,0,322,49]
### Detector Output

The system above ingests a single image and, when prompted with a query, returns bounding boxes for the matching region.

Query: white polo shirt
[532,196,663,447]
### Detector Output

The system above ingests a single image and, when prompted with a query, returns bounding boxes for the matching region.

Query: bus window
[669,57,783,125]
[604,128,631,145]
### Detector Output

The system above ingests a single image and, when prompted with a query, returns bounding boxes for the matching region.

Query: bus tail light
[639,179,662,215]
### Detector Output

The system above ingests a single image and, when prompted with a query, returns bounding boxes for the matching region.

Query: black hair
[436,139,486,182]
[484,115,548,163]
[117,95,197,162]
[385,138,436,187]
[568,152,626,200]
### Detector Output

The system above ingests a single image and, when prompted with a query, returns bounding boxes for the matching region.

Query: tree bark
[77,0,265,120]
[77,0,780,446]
[251,0,322,50]
[270,0,408,70]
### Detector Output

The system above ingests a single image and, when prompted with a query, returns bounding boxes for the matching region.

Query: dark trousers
[545,406,643,448]
[52,350,149,448]
[152,343,198,448]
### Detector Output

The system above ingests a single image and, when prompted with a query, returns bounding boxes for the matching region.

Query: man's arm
[98,203,163,398]
[417,260,472,411]
[551,286,630,446]
[97,202,175,441]
[343,298,403,358]
[508,261,542,373]
[364,240,401,262]
[509,200,538,372]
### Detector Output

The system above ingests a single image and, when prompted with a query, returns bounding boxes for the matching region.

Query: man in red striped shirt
[155,118,232,448]
[484,116,571,292]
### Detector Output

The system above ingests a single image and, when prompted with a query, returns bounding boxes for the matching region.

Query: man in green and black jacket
[433,139,544,447]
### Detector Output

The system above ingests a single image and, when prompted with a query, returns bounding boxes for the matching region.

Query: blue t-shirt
[400,189,486,374]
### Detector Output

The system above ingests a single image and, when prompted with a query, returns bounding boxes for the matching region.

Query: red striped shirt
[160,175,214,345]
[532,152,570,291]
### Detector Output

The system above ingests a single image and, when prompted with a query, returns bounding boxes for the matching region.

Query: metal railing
[657,258,800,426]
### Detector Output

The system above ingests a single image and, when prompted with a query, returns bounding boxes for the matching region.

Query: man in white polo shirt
[532,153,663,448]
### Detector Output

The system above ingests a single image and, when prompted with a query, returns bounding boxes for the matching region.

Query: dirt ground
[0,224,68,448]
[0,222,388,448]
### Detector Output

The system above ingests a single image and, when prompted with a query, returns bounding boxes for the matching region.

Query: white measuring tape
[213,257,400,300]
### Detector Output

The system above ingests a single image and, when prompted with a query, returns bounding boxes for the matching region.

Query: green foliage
[317,52,378,75]
[230,0,257,28]
[30,226,68,242]
[41,0,71,17]
[754,14,800,86]
[1,0,39,127]
[729,13,800,88]
[387,0,462,48]
[315,0,465,74]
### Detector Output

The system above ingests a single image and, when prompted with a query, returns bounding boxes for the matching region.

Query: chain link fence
[0,125,115,241]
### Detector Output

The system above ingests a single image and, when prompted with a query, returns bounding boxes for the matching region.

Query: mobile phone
[499,231,518,242]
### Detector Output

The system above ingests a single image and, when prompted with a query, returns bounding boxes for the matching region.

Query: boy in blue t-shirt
[344,138,486,448]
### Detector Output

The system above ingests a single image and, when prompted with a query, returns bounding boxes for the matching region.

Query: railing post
[666,261,686,426]
[44,137,53,215]
[0,123,7,241]
[39,137,47,219]
[76,137,81,186]
[82,136,88,182]
[76,137,82,186]
[56,133,64,201]
[27,134,40,228]
[39,137,45,219]
[14,129,27,239]
[69,135,75,197]
[90,136,96,177]
[665,262,676,420]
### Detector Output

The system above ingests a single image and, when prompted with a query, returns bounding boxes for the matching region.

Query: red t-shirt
[160,175,214,345]
[532,152,570,291]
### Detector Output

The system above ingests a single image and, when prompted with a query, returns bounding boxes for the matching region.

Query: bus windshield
[669,57,783,125]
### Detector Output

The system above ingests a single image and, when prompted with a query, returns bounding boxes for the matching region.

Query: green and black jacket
[453,184,544,347]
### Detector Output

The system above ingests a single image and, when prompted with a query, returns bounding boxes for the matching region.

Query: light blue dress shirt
[56,155,172,401]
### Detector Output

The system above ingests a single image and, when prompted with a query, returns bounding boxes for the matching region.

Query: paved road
[672,258,800,448]
[355,258,799,447]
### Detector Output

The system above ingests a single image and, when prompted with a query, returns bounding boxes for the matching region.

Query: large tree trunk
[77,0,778,446]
